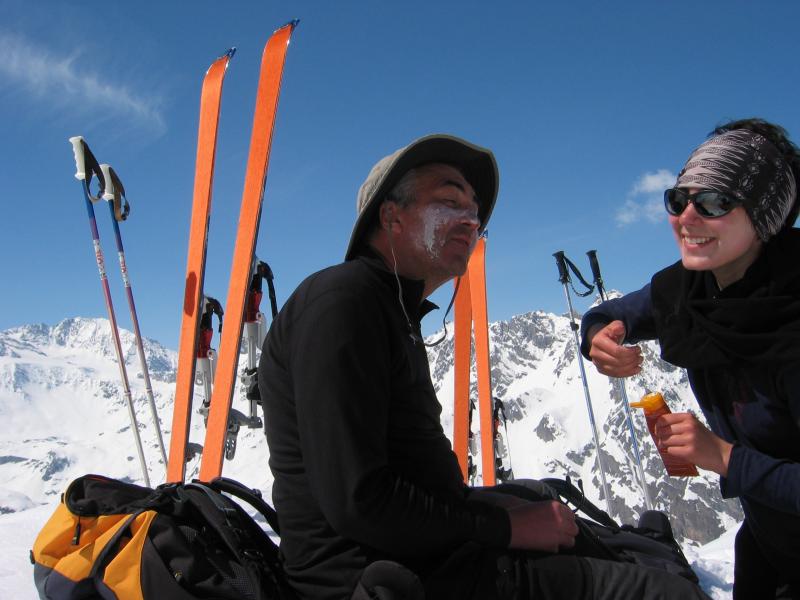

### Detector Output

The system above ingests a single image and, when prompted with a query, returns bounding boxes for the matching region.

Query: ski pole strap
[586,250,607,300]
[200,296,224,333]
[245,260,278,321]
[99,164,131,222]
[256,260,278,319]
[197,296,224,358]
[552,251,594,297]
[262,263,278,319]
[69,136,105,201]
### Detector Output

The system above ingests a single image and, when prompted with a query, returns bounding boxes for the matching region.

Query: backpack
[541,477,699,583]
[31,474,295,600]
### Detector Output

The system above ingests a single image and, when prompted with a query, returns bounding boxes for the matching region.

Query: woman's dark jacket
[580,229,800,577]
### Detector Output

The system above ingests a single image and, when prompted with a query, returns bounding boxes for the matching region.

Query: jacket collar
[355,246,439,321]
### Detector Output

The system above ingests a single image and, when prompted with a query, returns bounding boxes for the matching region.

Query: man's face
[389,163,480,285]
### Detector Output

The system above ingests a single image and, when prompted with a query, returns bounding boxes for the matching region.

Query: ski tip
[224,47,236,60]
[277,18,300,33]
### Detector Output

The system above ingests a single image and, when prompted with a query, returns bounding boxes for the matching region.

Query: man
[258,134,708,599]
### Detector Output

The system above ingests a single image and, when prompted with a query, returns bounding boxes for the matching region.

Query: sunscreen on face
[630,392,699,477]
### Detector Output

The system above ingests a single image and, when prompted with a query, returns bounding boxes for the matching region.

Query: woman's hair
[711,118,800,230]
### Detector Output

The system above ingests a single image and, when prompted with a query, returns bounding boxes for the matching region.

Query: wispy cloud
[615,169,676,226]
[0,30,166,135]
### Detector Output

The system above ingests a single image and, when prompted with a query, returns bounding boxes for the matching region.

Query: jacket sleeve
[579,283,658,359]
[287,286,510,557]
[720,367,800,516]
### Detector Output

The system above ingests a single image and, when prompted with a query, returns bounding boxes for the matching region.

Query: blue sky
[1,1,799,348]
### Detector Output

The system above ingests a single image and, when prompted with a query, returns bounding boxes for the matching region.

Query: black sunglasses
[664,188,742,218]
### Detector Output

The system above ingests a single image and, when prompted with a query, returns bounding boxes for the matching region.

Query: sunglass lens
[664,189,687,216]
[694,192,736,217]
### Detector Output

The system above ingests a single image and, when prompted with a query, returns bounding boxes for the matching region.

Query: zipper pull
[71,517,82,546]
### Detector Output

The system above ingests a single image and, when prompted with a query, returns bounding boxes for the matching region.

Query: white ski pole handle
[69,136,105,199]
[100,163,130,221]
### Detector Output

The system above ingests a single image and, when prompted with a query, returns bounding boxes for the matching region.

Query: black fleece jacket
[258,250,510,600]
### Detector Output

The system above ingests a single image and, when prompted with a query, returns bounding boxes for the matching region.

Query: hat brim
[345,134,499,260]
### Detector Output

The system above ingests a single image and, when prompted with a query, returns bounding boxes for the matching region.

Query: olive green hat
[345,134,499,260]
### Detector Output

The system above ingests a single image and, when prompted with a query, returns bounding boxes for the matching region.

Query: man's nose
[460,210,480,229]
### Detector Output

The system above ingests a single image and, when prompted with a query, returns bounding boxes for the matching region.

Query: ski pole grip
[586,250,601,281]
[100,164,124,200]
[553,251,569,284]
[100,164,130,221]
[69,136,104,186]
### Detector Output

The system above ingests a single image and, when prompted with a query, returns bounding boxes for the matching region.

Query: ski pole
[99,163,168,467]
[68,136,150,487]
[552,251,613,518]
[587,250,653,511]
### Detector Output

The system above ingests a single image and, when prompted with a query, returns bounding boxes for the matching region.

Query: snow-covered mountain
[0,313,738,597]
[0,316,270,509]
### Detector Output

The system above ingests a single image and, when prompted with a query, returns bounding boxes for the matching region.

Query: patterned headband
[676,129,797,241]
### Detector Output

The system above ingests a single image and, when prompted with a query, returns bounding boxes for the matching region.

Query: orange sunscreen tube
[630,392,698,477]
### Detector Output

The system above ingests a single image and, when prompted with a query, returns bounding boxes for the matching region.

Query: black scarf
[650,228,800,368]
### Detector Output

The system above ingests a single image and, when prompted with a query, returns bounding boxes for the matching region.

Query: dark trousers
[500,552,711,600]
[734,521,800,600]
[422,542,710,600]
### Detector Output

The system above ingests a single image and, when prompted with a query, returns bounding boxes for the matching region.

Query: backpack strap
[206,476,280,534]
[541,477,619,529]
[180,482,286,600]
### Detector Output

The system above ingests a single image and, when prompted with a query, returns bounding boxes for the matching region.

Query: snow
[0,501,59,600]
[684,528,737,599]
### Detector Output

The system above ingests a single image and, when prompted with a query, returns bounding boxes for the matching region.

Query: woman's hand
[587,320,642,377]
[654,412,733,476]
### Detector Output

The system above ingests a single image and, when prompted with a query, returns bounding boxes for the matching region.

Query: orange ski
[453,236,496,485]
[199,21,298,482]
[468,236,496,486]
[453,272,472,481]
[166,49,234,484]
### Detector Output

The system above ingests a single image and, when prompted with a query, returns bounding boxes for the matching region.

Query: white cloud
[0,30,165,134]
[616,169,676,227]
[632,169,676,195]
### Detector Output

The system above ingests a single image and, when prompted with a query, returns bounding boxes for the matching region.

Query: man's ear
[380,201,398,232]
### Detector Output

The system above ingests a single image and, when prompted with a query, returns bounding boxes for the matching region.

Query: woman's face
[669,188,762,289]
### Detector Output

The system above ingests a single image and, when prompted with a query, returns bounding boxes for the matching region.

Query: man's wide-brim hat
[345,134,499,260]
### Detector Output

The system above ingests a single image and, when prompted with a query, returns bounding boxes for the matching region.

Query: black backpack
[541,477,699,583]
[32,474,295,600]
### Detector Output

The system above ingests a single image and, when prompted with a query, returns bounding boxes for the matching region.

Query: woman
[581,118,800,599]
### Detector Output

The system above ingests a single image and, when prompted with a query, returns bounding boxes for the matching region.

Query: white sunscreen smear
[416,204,477,259]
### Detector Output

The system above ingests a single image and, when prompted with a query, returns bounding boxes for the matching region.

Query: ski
[99,163,168,466]
[166,48,235,484]
[68,136,151,487]
[199,20,298,481]
[467,235,497,486]
[453,234,498,486]
[453,268,472,482]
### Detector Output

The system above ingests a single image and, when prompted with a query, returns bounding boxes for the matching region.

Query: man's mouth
[448,236,472,248]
